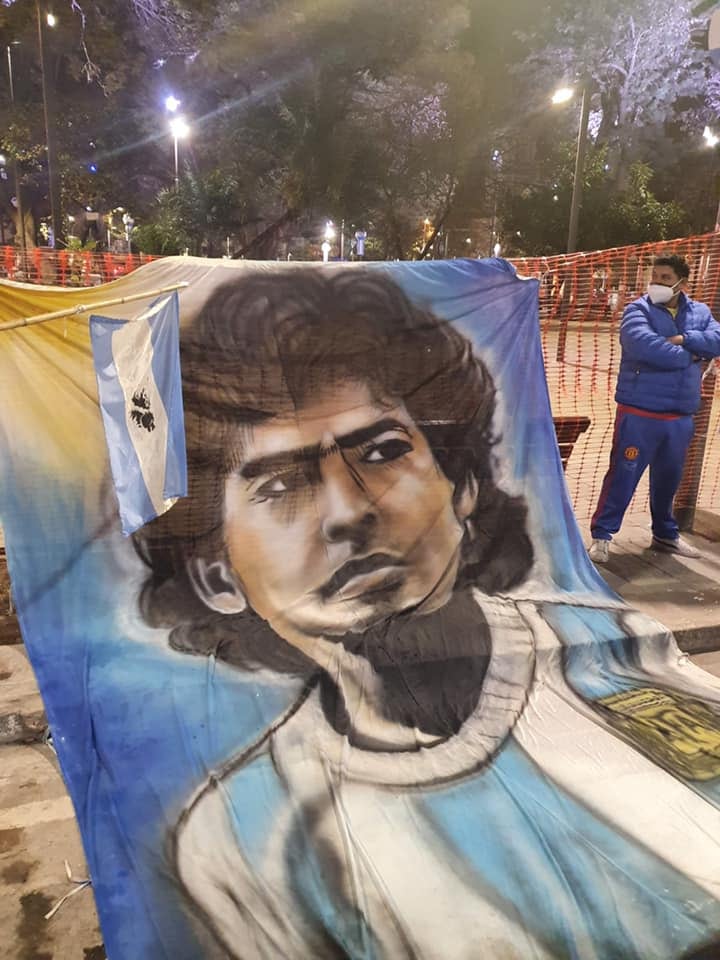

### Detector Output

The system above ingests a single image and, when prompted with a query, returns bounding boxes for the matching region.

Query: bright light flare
[704,126,719,148]
[46,12,57,27]
[324,221,336,241]
[169,117,190,139]
[552,87,574,105]
[165,95,181,113]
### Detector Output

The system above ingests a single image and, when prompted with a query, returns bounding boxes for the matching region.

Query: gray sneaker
[651,535,701,559]
[588,539,609,563]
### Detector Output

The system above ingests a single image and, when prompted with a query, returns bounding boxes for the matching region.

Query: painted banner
[2,258,720,960]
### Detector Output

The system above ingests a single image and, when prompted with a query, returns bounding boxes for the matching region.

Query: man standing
[589,255,720,563]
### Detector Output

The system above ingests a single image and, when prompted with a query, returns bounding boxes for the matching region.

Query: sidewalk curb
[675,626,720,656]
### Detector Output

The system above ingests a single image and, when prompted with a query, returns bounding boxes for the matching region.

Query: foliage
[499,142,688,255]
[132,168,255,255]
[518,0,715,187]
[0,0,718,256]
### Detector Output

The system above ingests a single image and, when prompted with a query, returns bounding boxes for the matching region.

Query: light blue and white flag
[90,290,187,536]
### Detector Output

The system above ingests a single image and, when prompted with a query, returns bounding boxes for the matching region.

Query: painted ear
[187,558,247,615]
[454,473,479,523]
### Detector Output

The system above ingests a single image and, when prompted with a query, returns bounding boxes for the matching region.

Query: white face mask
[648,281,681,305]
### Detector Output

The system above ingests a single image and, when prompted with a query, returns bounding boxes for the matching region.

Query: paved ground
[588,513,720,652]
[2,510,720,959]
[0,742,103,960]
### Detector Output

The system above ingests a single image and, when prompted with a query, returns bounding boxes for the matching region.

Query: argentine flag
[90,290,187,536]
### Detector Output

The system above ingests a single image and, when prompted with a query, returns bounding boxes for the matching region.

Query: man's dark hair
[133,268,534,675]
[653,254,690,280]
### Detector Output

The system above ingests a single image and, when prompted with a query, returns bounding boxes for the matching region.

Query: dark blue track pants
[591,407,694,542]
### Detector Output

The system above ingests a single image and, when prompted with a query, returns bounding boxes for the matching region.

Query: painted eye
[264,477,288,493]
[254,475,292,501]
[360,438,413,464]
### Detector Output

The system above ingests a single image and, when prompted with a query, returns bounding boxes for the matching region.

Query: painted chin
[319,568,457,635]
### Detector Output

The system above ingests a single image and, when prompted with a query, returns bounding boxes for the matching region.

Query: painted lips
[318,552,405,600]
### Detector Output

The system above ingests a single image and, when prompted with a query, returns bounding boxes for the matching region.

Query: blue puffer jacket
[615,293,720,414]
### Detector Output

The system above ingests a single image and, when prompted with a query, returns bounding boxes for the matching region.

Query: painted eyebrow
[239,418,411,480]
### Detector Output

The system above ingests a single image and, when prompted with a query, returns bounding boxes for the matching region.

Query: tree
[177,0,488,258]
[132,169,257,255]
[520,0,714,189]
[498,141,688,255]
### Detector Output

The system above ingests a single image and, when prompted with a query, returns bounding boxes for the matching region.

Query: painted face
[222,382,475,644]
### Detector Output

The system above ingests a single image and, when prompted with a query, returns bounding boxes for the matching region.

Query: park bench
[553,415,591,471]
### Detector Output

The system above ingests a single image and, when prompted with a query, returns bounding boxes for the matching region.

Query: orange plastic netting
[3,236,719,528]
[512,232,720,527]
[0,245,156,287]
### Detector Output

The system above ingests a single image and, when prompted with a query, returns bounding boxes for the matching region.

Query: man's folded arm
[620,305,693,370]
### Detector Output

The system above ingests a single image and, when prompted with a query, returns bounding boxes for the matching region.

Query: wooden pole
[0,281,189,332]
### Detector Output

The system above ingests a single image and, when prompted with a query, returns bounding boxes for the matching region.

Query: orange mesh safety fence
[3,237,719,530]
[0,246,157,287]
[511,231,720,529]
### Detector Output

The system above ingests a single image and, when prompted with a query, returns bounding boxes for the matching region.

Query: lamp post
[552,81,591,254]
[322,220,335,262]
[35,0,62,247]
[703,126,720,231]
[169,116,190,191]
[5,42,26,257]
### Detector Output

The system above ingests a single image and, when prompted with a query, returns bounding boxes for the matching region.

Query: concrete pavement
[0,743,103,960]
[587,512,720,652]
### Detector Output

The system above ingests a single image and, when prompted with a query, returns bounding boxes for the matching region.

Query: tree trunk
[234,209,297,259]
[12,206,36,250]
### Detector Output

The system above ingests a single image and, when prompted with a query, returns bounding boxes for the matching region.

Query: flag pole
[0,281,190,332]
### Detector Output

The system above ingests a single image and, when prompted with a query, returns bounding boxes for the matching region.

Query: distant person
[589,254,720,563]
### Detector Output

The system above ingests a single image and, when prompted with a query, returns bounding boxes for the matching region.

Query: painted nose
[319,459,377,546]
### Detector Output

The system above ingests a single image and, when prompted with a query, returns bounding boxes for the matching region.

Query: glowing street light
[46,12,56,27]
[169,116,190,190]
[321,221,335,262]
[165,95,181,113]
[704,126,719,148]
[551,86,574,105]
[169,116,190,140]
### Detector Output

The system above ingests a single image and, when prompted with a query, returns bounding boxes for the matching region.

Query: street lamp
[704,126,719,148]
[322,221,335,262]
[5,42,26,256]
[36,0,62,247]
[169,116,190,191]
[551,87,574,105]
[703,127,720,230]
[552,80,591,254]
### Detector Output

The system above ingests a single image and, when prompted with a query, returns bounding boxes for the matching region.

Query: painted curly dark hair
[132,267,533,676]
